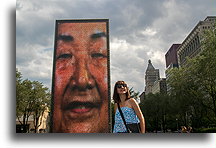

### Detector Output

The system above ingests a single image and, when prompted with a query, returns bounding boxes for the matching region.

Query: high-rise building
[152,78,167,94]
[177,16,216,67]
[165,44,181,68]
[144,60,160,95]
[165,44,181,94]
[164,16,215,94]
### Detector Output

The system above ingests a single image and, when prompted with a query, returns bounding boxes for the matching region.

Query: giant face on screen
[52,20,109,133]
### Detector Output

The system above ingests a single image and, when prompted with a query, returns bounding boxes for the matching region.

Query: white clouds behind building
[16,0,216,94]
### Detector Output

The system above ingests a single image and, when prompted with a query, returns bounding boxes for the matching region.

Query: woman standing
[113,81,145,133]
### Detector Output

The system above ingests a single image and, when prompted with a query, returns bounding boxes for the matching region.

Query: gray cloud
[16,0,216,94]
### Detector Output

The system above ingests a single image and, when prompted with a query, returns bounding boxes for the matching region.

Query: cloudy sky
[16,0,216,94]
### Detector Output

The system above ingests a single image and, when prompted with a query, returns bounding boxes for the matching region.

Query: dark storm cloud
[16,0,216,93]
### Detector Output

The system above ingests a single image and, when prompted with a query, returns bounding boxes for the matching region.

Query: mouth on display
[63,101,102,120]
[64,101,101,113]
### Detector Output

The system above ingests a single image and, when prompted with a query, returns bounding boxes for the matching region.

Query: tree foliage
[140,27,216,132]
[16,69,51,133]
[140,93,175,132]
[129,87,140,103]
[167,27,216,129]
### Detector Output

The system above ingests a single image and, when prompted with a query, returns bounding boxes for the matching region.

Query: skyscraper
[177,16,216,67]
[144,60,160,95]
[165,44,181,94]
[165,44,181,68]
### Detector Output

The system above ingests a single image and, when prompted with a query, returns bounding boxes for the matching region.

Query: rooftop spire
[148,59,151,64]
[146,59,155,70]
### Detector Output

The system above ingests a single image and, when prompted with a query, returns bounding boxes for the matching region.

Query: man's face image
[52,21,109,133]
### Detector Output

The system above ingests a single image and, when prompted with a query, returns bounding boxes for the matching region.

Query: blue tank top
[113,107,140,133]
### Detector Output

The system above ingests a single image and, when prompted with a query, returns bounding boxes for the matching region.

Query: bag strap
[117,103,130,133]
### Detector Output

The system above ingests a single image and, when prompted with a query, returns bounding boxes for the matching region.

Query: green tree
[167,67,194,126]
[16,69,51,133]
[31,81,51,133]
[189,28,216,118]
[141,93,160,132]
[16,78,34,133]
[140,93,173,132]
[186,28,216,127]
[167,26,216,130]
[129,87,140,103]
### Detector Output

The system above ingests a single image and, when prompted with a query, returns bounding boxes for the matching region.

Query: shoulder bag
[117,103,140,133]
